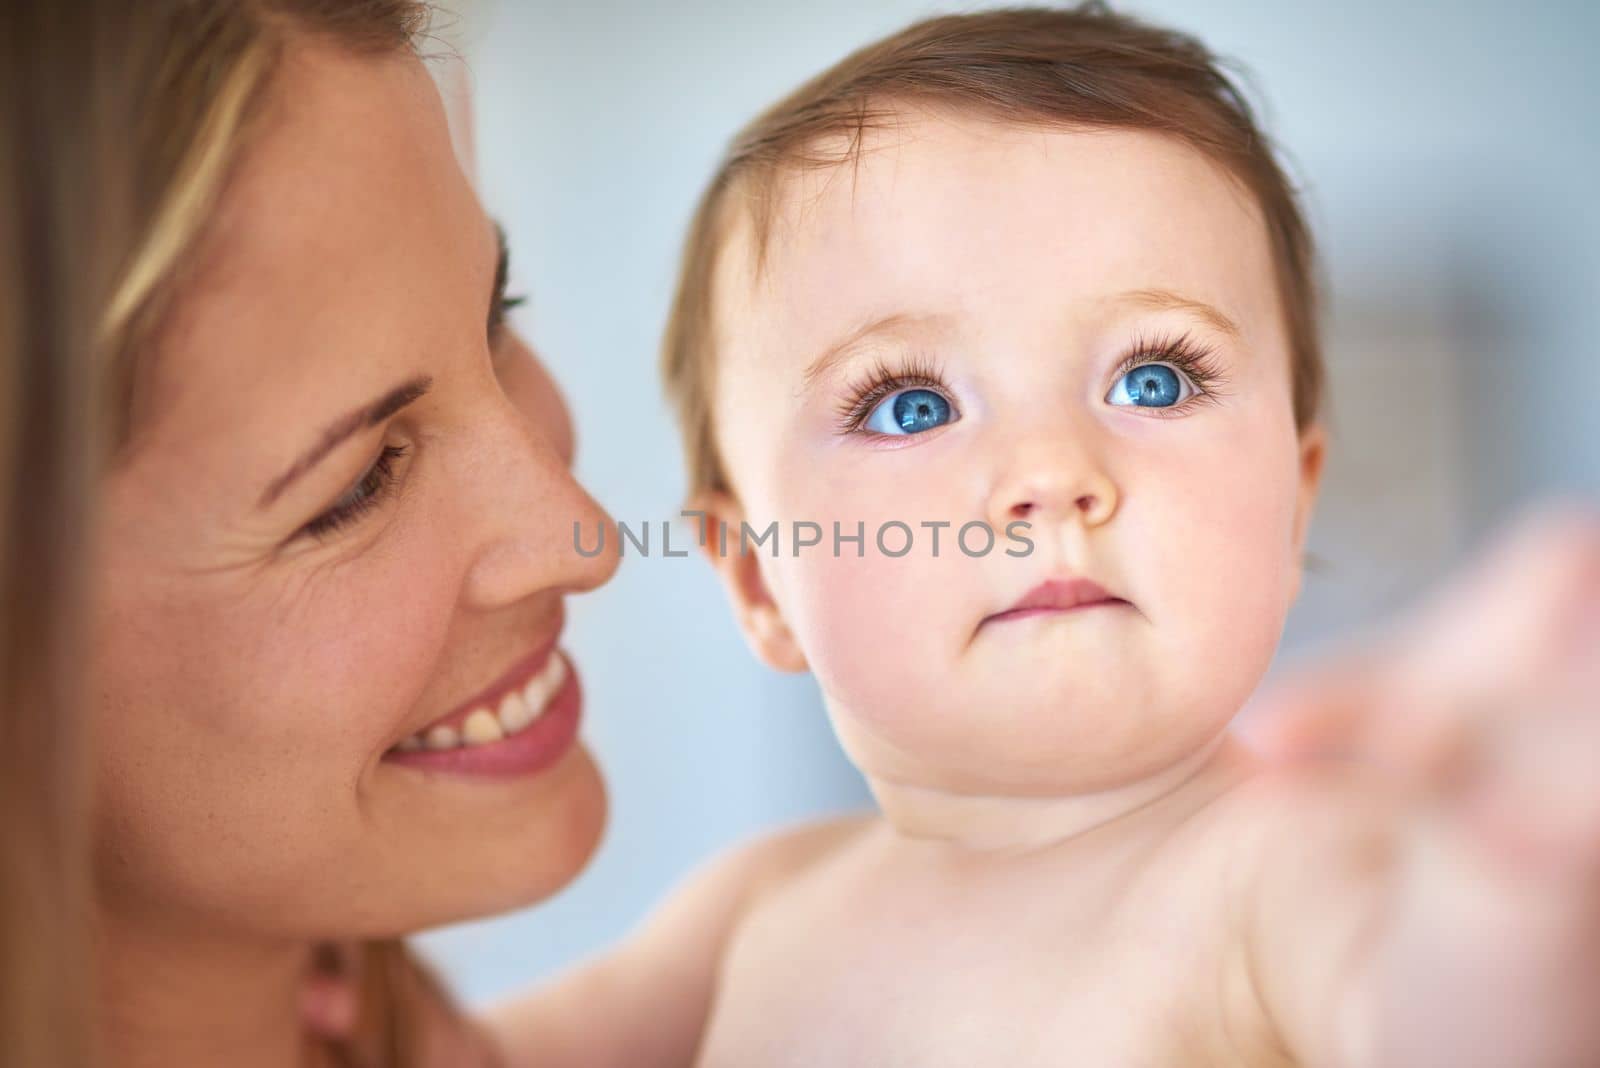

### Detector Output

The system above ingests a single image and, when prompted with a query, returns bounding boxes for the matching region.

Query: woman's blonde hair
[2,2,465,1065]
[103,0,433,445]
[1,3,134,1064]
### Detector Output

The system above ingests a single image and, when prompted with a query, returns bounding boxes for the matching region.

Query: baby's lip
[983,577,1128,625]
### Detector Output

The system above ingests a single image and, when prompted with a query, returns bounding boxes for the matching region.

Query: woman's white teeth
[523,653,567,713]
[461,708,504,745]
[499,692,533,734]
[397,654,564,753]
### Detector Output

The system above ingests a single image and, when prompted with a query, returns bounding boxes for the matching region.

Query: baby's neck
[868,732,1254,855]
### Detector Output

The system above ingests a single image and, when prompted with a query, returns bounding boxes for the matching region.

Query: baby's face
[708,113,1323,797]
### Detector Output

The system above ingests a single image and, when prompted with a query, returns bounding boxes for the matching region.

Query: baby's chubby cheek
[778,544,952,708]
[1124,439,1301,719]
[757,448,976,720]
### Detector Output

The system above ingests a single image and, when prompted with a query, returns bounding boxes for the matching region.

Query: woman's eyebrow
[257,376,433,509]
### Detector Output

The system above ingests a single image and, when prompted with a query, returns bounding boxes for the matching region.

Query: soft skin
[704,114,1325,806]
[91,40,618,1066]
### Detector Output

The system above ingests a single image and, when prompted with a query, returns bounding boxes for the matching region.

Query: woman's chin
[460,744,606,919]
[358,743,609,934]
[516,744,608,902]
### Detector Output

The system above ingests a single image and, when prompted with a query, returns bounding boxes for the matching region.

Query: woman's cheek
[330,547,469,760]
[110,514,460,807]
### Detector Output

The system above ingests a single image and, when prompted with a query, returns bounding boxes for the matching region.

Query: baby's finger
[1258,499,1600,774]
[1394,499,1600,688]
[1461,650,1600,870]
[1247,636,1399,760]
[1381,505,1600,780]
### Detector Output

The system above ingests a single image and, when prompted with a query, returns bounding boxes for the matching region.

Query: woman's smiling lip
[982,577,1129,625]
[382,630,583,779]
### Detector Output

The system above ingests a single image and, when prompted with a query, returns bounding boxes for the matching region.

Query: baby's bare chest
[695,844,1288,1068]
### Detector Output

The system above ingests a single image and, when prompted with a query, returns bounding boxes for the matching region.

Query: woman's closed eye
[298,443,409,541]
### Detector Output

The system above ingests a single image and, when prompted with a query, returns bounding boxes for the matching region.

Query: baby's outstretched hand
[1254,500,1600,1067]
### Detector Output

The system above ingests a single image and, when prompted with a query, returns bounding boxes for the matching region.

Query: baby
[492,6,1600,1067]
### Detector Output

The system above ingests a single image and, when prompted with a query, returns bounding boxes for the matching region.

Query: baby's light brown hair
[661,2,1325,500]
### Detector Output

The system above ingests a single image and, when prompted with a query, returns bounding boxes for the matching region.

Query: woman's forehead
[129,41,493,463]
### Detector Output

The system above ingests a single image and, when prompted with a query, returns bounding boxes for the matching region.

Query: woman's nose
[985,431,1119,534]
[460,401,620,612]
[515,335,577,469]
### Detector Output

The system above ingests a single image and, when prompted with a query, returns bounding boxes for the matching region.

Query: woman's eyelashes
[490,292,527,341]
[488,221,527,343]
[1104,330,1228,415]
[298,443,409,541]
[289,229,524,548]
[836,354,959,437]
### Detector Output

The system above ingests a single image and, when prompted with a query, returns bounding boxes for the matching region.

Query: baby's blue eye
[864,387,954,435]
[1106,363,1191,408]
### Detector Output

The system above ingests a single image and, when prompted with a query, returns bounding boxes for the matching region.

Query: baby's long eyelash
[300,443,408,541]
[1111,329,1230,414]
[835,352,951,434]
[833,331,1226,434]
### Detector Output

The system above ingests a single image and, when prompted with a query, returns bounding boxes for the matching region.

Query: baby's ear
[689,490,808,674]
[1289,422,1329,601]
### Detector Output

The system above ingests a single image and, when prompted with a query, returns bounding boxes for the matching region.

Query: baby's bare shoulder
[1197,766,1400,1065]
[1163,757,1392,865]
[702,811,882,913]
[1125,762,1395,954]
[1126,763,1396,1064]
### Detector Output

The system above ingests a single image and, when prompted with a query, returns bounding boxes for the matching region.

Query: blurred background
[414,0,1600,1004]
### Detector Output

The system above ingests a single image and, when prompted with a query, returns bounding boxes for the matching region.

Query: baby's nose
[1007,491,1106,520]
[986,445,1119,531]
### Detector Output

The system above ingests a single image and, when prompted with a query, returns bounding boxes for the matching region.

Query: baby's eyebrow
[1112,288,1241,339]
[801,311,952,391]
[800,292,1238,392]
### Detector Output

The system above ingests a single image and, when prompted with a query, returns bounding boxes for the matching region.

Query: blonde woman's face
[92,43,619,938]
